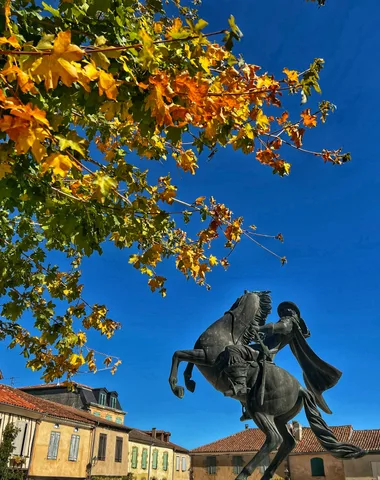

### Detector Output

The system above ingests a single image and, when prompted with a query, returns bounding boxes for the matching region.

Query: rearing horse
[169,290,366,480]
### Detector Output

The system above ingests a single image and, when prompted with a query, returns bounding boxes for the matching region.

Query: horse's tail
[301,388,367,459]
[184,362,196,393]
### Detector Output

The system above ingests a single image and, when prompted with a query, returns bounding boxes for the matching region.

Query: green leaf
[42,2,60,17]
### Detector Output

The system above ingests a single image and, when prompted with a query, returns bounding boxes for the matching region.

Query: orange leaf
[301,108,317,128]
[98,71,118,100]
[42,153,73,176]
[277,111,289,125]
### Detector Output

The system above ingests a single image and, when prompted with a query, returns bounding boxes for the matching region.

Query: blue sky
[2,0,380,450]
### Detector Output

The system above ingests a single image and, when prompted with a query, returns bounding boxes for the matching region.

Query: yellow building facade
[28,418,93,479]
[90,425,129,478]
[128,429,190,480]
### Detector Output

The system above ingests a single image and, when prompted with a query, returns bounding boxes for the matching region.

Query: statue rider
[219,300,340,419]
[221,301,309,397]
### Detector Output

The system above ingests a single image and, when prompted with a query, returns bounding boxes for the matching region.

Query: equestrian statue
[169,290,367,480]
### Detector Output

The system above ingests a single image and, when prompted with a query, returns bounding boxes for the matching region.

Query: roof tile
[191,425,380,455]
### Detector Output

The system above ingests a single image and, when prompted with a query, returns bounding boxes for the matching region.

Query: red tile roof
[20,382,93,390]
[351,430,380,452]
[293,426,352,453]
[0,384,94,424]
[0,385,130,431]
[191,425,380,455]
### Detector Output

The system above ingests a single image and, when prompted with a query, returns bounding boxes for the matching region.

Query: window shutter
[98,434,107,461]
[206,456,216,474]
[115,437,123,463]
[68,434,80,461]
[163,451,168,471]
[142,448,148,469]
[131,446,138,468]
[47,432,60,460]
[13,421,27,456]
[176,455,180,471]
[311,457,325,477]
[182,456,187,471]
[152,449,158,469]
[233,456,243,474]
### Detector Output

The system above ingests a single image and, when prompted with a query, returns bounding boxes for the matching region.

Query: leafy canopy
[0,0,347,382]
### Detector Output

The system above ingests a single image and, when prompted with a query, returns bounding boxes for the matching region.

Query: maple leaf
[283,68,299,83]
[0,36,20,48]
[31,31,84,90]
[145,74,173,126]
[0,162,12,179]
[42,153,73,176]
[1,65,36,93]
[277,111,289,125]
[98,71,118,100]
[209,255,218,267]
[301,108,317,127]
[177,150,198,175]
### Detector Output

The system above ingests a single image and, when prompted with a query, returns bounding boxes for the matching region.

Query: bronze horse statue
[169,290,366,480]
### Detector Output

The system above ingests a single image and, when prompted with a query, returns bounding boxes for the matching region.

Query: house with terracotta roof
[190,424,380,480]
[20,382,126,425]
[128,427,191,480]
[0,384,131,479]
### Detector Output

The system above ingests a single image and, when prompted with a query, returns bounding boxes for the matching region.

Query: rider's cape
[289,319,342,414]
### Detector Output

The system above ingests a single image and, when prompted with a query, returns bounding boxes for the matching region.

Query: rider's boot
[240,404,251,422]
[224,364,249,397]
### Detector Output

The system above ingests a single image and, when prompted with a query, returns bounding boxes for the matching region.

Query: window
[13,421,28,456]
[311,458,325,477]
[206,456,216,475]
[110,396,117,409]
[233,456,243,474]
[182,456,187,471]
[163,451,168,471]
[115,437,123,463]
[176,455,180,471]
[93,412,101,417]
[47,431,60,460]
[142,448,148,469]
[106,414,112,421]
[371,462,380,480]
[99,392,106,405]
[152,449,158,469]
[98,434,107,461]
[115,417,122,424]
[68,434,80,462]
[131,446,138,468]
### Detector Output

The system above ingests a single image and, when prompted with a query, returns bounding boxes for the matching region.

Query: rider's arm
[257,317,293,335]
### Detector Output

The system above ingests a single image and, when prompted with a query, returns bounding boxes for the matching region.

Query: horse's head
[228,290,272,344]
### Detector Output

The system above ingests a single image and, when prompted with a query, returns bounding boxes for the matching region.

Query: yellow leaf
[0,36,20,48]
[4,0,11,31]
[209,255,218,267]
[283,68,299,83]
[98,71,118,100]
[177,150,198,175]
[195,196,206,205]
[42,153,73,176]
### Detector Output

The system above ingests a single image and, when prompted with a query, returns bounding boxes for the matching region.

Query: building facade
[0,384,132,479]
[128,428,190,480]
[191,425,380,480]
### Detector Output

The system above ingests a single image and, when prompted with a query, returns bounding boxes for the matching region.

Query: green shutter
[152,449,158,469]
[163,451,168,471]
[142,448,148,469]
[131,446,138,468]
[311,458,325,476]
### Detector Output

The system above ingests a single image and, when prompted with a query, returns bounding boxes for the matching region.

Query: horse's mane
[228,290,272,345]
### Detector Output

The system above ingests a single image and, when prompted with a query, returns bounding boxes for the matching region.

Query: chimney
[292,421,302,442]
[151,427,157,439]
[245,424,249,430]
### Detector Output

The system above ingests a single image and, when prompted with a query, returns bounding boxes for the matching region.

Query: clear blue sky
[2,0,380,450]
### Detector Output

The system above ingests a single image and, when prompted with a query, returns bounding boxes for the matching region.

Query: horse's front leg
[169,349,208,398]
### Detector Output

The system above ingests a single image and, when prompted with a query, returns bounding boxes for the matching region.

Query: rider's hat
[278,301,310,337]
[277,301,300,317]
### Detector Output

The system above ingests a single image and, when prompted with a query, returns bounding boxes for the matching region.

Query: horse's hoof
[186,379,196,393]
[174,386,185,399]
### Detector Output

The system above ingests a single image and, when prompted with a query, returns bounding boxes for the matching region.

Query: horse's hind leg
[169,349,208,398]
[236,413,282,480]
[260,395,303,480]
